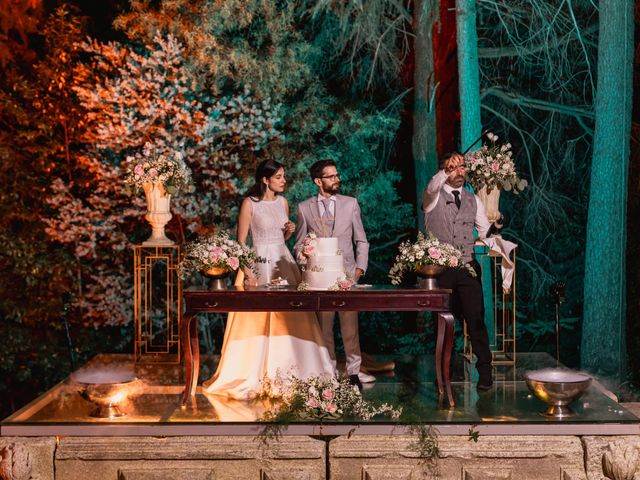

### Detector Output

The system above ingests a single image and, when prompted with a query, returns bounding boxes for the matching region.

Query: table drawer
[318,294,448,311]
[187,294,319,311]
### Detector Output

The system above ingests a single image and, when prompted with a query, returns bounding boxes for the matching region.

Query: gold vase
[415,264,446,290]
[203,267,232,290]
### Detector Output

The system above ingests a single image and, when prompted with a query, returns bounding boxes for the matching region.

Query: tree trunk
[456,0,493,340]
[455,0,482,152]
[581,0,634,379]
[412,0,439,230]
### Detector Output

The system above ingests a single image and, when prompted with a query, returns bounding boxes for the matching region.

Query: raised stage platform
[2,352,638,437]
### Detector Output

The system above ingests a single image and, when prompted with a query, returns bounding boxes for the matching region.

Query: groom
[294,159,374,389]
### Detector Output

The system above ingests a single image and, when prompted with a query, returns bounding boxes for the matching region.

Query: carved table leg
[436,312,456,407]
[181,312,199,405]
[435,313,445,396]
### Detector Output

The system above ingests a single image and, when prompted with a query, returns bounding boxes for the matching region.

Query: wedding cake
[303,237,346,290]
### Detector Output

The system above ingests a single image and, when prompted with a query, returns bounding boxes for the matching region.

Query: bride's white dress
[203,196,336,399]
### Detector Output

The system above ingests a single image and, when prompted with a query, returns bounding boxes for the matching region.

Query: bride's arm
[237,198,258,286]
[282,198,295,241]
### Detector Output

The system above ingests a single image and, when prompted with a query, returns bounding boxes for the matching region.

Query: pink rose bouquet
[180,231,265,279]
[464,132,528,194]
[389,232,469,285]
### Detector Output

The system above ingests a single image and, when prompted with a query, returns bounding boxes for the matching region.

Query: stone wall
[4,434,640,479]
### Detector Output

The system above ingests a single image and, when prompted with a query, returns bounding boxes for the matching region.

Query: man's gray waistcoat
[424,188,477,262]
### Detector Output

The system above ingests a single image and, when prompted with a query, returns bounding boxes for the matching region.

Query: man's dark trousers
[437,260,492,377]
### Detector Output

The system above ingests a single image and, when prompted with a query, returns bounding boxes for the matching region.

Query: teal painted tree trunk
[456,0,493,344]
[581,0,634,379]
[412,0,439,230]
[456,0,481,152]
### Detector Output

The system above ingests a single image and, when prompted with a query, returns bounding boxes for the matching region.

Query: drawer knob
[290,301,304,307]
[332,300,346,307]
[417,300,430,307]
[204,301,219,307]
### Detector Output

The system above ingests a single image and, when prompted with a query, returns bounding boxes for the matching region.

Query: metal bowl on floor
[525,368,592,418]
[71,368,138,419]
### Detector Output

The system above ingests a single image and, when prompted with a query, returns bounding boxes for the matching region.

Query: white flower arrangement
[464,132,528,193]
[124,142,194,195]
[260,373,402,421]
[180,231,264,279]
[389,232,468,285]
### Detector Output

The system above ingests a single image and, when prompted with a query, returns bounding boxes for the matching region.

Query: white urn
[142,182,174,246]
[476,186,501,223]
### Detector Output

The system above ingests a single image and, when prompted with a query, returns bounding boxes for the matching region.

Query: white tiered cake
[304,237,346,290]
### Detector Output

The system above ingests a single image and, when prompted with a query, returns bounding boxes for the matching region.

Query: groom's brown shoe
[361,352,395,374]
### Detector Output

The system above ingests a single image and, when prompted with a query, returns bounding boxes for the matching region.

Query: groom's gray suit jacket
[294,194,369,277]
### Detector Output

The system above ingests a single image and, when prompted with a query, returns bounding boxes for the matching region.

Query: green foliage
[0,5,88,326]
[115,0,414,350]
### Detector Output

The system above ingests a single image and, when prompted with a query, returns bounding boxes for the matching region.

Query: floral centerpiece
[180,231,265,281]
[124,142,195,246]
[464,132,528,223]
[260,373,402,422]
[464,132,528,194]
[124,142,194,195]
[389,232,471,286]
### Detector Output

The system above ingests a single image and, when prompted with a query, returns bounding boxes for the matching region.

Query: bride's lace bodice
[250,196,287,246]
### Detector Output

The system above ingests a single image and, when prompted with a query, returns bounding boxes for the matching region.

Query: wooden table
[181,286,456,407]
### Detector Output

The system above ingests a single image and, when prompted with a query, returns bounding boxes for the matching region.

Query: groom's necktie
[320,198,334,236]
[321,198,333,218]
[452,190,461,209]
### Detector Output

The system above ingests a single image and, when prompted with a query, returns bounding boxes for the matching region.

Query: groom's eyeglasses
[321,174,340,180]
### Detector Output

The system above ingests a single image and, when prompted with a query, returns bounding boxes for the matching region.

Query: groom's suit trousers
[318,311,361,375]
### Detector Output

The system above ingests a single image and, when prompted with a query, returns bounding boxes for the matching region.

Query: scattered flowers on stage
[180,231,265,279]
[124,142,194,195]
[389,232,473,285]
[260,373,402,421]
[464,132,528,194]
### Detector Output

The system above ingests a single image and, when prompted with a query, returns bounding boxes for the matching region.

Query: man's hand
[444,153,465,177]
[488,214,505,237]
[355,268,364,282]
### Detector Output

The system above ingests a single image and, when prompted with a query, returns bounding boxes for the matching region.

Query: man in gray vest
[423,152,498,391]
[294,159,373,390]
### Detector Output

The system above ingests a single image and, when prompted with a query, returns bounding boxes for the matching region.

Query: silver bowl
[71,368,138,419]
[525,369,592,418]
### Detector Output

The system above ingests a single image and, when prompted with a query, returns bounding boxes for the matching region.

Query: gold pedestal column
[464,247,517,367]
[134,245,181,363]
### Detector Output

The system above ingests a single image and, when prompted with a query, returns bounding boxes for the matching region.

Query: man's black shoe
[477,375,493,391]
[349,374,363,391]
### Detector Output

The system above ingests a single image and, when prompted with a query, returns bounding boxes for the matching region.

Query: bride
[203,159,336,399]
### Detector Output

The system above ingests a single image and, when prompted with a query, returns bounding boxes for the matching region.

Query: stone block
[329,435,587,480]
[0,436,56,480]
[582,435,640,480]
[55,436,325,480]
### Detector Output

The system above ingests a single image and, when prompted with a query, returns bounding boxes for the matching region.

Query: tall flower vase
[142,182,174,246]
[477,186,501,223]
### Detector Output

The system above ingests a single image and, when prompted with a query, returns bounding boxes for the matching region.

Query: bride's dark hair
[244,159,285,201]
